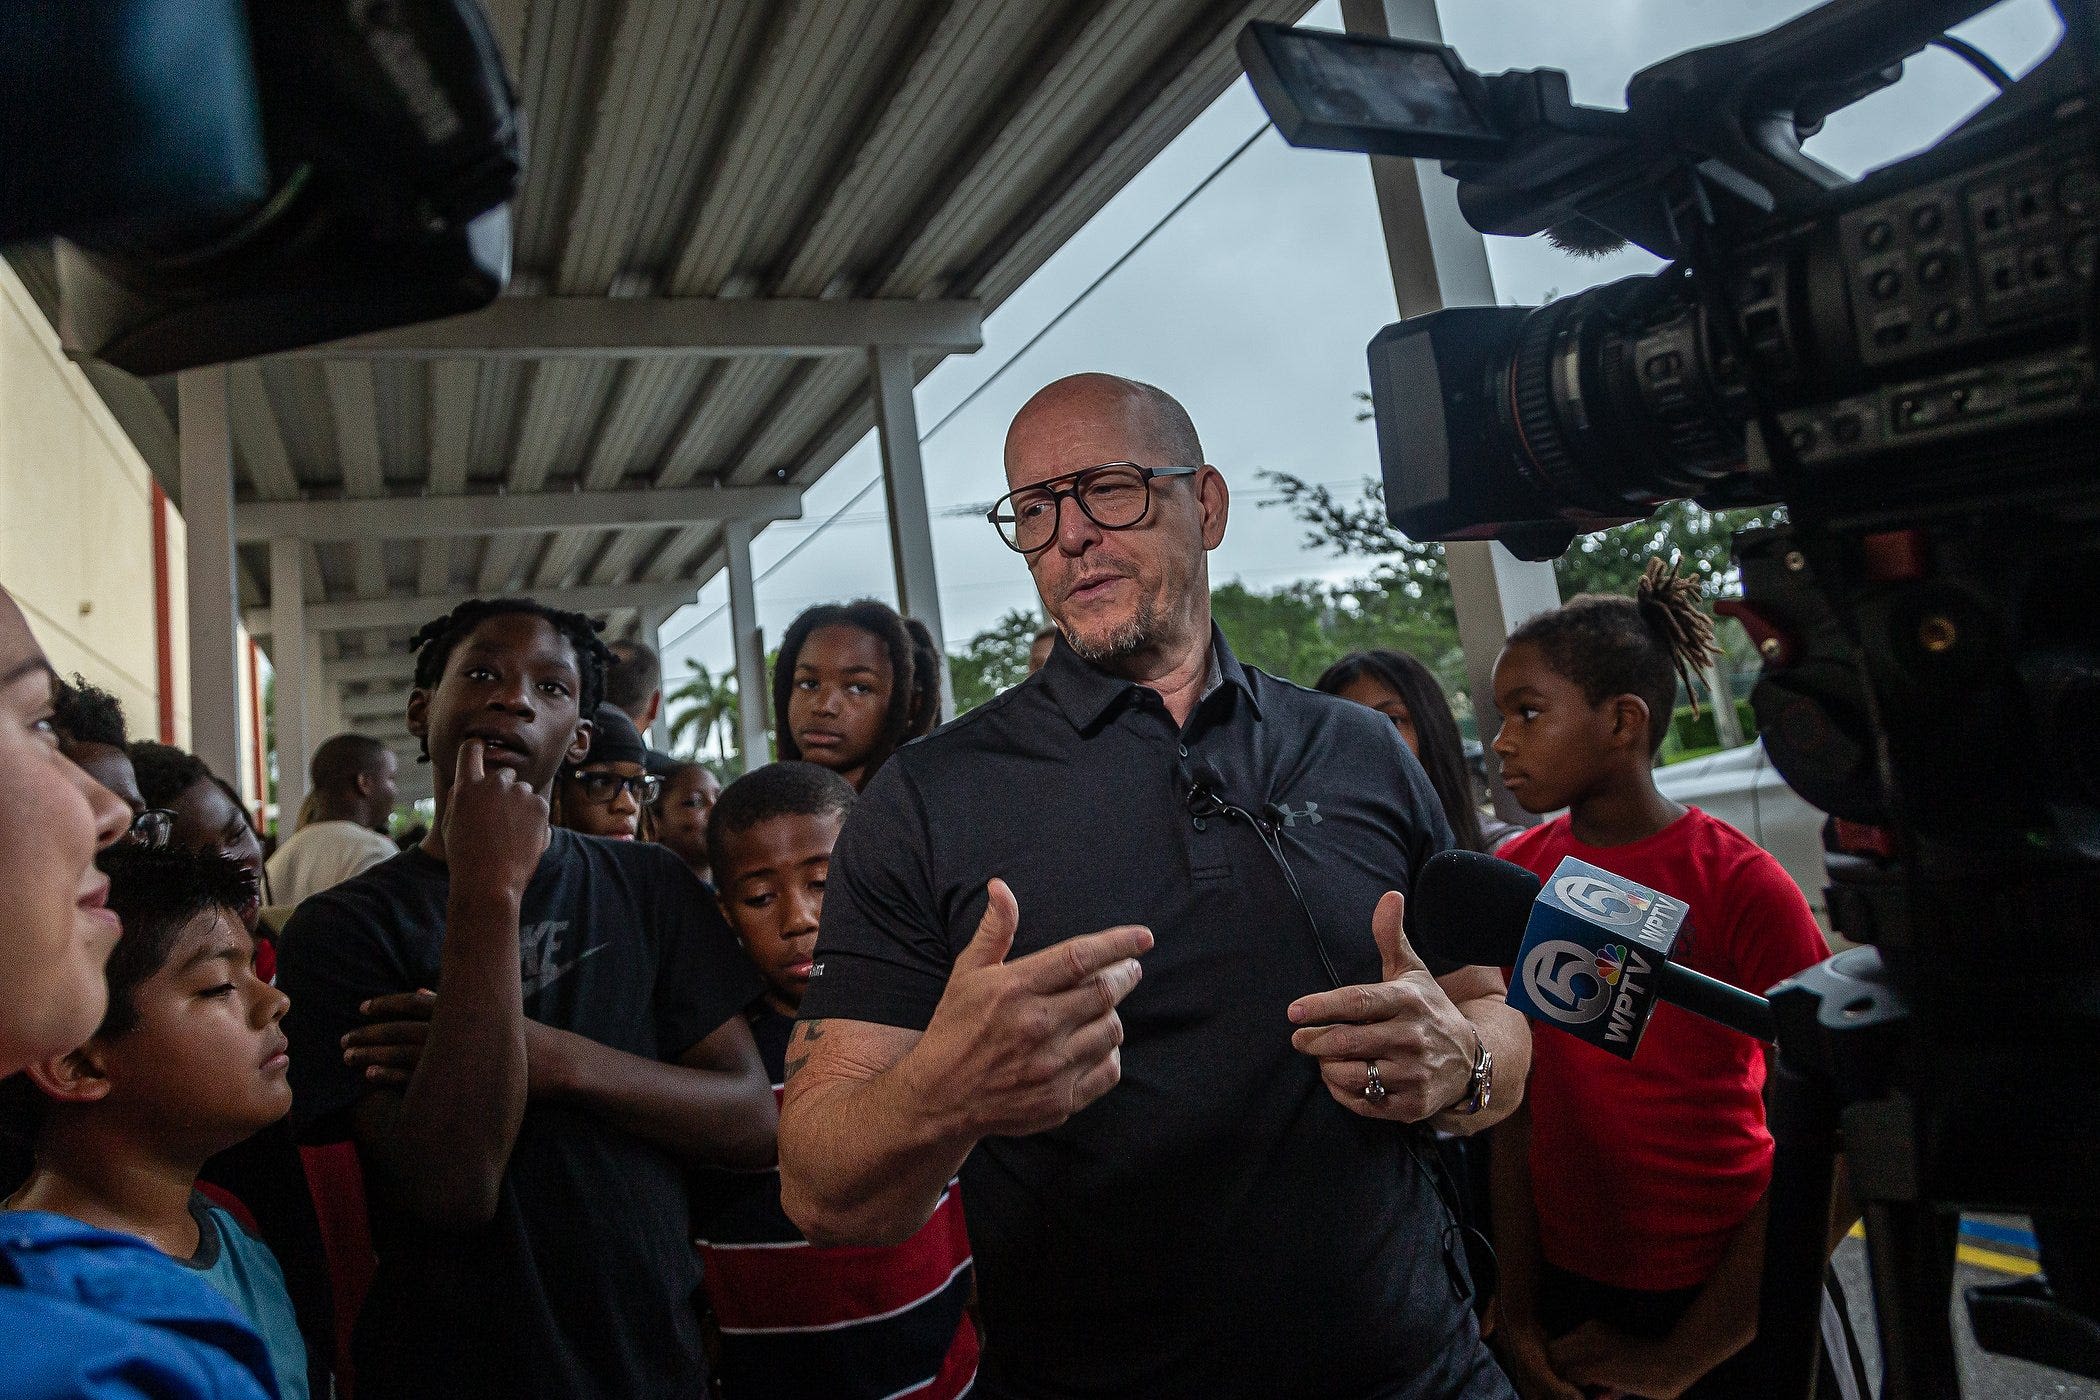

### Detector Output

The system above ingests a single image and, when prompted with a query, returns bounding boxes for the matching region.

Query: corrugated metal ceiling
[35,0,1315,677]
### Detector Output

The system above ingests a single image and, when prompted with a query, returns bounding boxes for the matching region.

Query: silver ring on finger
[1362,1060,1387,1105]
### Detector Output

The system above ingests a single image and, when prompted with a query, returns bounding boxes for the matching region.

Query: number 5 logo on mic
[1506,857,1690,1060]
[1550,874,1651,928]
[1518,939,1613,1024]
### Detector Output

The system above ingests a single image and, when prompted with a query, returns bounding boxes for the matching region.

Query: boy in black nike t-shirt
[277,599,774,1400]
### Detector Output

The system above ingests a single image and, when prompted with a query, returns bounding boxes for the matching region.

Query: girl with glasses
[553,703,660,841]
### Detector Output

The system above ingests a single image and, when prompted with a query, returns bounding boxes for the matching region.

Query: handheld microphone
[1414,849,1777,1055]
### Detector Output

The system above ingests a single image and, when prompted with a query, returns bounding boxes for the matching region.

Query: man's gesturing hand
[903,879,1152,1140]
[442,738,547,898]
[1286,891,1476,1122]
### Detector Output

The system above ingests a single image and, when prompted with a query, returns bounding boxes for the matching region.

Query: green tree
[1261,470,1781,600]
[949,610,1042,714]
[1209,580,1339,683]
[666,660,740,765]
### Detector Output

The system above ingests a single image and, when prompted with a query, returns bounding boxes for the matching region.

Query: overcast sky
[656,0,2063,720]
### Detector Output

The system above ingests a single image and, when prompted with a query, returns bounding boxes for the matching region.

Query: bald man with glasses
[780,374,1528,1400]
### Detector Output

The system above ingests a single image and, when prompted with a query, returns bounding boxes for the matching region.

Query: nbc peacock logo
[1595,943,1631,987]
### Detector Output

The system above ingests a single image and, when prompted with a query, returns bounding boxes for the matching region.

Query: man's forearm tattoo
[784,1018,826,1083]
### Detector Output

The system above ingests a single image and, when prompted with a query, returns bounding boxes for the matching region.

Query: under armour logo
[1274,801,1322,828]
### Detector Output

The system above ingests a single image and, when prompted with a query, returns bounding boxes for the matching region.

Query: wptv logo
[1508,859,1689,1061]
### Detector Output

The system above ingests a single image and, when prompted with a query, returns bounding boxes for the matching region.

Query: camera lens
[1487,275,1748,518]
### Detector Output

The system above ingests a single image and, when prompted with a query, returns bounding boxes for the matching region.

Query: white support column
[723,522,769,773]
[304,633,343,748]
[269,541,308,833]
[1345,0,1561,824]
[639,605,673,752]
[179,368,243,783]
[869,345,953,720]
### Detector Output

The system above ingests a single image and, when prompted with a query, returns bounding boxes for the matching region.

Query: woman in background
[1316,649,1520,852]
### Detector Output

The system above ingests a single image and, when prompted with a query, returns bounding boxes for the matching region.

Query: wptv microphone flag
[1505,857,1691,1061]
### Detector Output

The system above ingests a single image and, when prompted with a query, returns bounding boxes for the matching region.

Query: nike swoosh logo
[522,941,608,996]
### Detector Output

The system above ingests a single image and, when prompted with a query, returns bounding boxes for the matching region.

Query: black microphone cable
[1183,763,1496,1315]
[1181,762,1346,991]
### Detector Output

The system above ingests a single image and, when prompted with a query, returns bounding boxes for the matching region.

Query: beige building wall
[0,260,174,748]
[0,258,263,808]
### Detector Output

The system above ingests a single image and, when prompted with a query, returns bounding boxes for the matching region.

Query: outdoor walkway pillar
[179,367,243,783]
[269,539,308,833]
[868,345,953,721]
[639,605,673,751]
[723,521,769,772]
[1345,0,1561,824]
[303,633,344,748]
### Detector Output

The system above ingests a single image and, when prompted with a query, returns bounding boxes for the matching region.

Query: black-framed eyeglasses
[569,771,663,807]
[128,808,176,848]
[986,462,1200,555]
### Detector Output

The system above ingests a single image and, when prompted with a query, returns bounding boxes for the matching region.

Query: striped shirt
[694,1007,977,1400]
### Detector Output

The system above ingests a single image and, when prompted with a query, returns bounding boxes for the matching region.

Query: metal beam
[248,580,702,637]
[639,605,672,751]
[269,541,308,830]
[724,521,769,773]
[180,368,242,781]
[339,690,409,721]
[236,483,802,545]
[870,346,952,720]
[1347,0,1559,825]
[323,652,418,684]
[276,296,985,360]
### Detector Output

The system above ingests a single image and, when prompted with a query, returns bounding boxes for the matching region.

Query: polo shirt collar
[1039,621,1262,732]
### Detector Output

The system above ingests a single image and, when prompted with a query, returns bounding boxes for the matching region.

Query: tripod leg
[1864,1202,1961,1400]
[1756,1055,1839,1399]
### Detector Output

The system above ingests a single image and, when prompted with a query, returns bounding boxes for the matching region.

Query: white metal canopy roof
[234,0,1300,677]
[11,0,1310,805]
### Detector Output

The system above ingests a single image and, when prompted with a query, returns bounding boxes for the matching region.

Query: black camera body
[1248,2,2100,1390]
[1255,8,2100,559]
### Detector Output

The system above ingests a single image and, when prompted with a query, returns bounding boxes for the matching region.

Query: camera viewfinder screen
[1268,32,1495,143]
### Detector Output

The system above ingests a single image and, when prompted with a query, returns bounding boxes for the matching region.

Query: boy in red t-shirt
[1487,561,1829,1400]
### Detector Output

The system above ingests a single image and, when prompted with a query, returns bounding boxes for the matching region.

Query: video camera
[1244,2,2100,1394]
[2,0,522,375]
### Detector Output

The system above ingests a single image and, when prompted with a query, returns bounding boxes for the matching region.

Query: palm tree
[666,660,740,763]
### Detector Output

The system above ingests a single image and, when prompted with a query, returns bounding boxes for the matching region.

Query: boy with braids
[1485,560,1829,1400]
[276,597,774,1400]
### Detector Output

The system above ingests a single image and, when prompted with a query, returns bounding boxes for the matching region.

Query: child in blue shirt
[3,844,307,1398]
[0,584,273,1400]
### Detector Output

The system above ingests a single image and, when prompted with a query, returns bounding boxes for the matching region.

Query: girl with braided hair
[1485,559,1830,1400]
